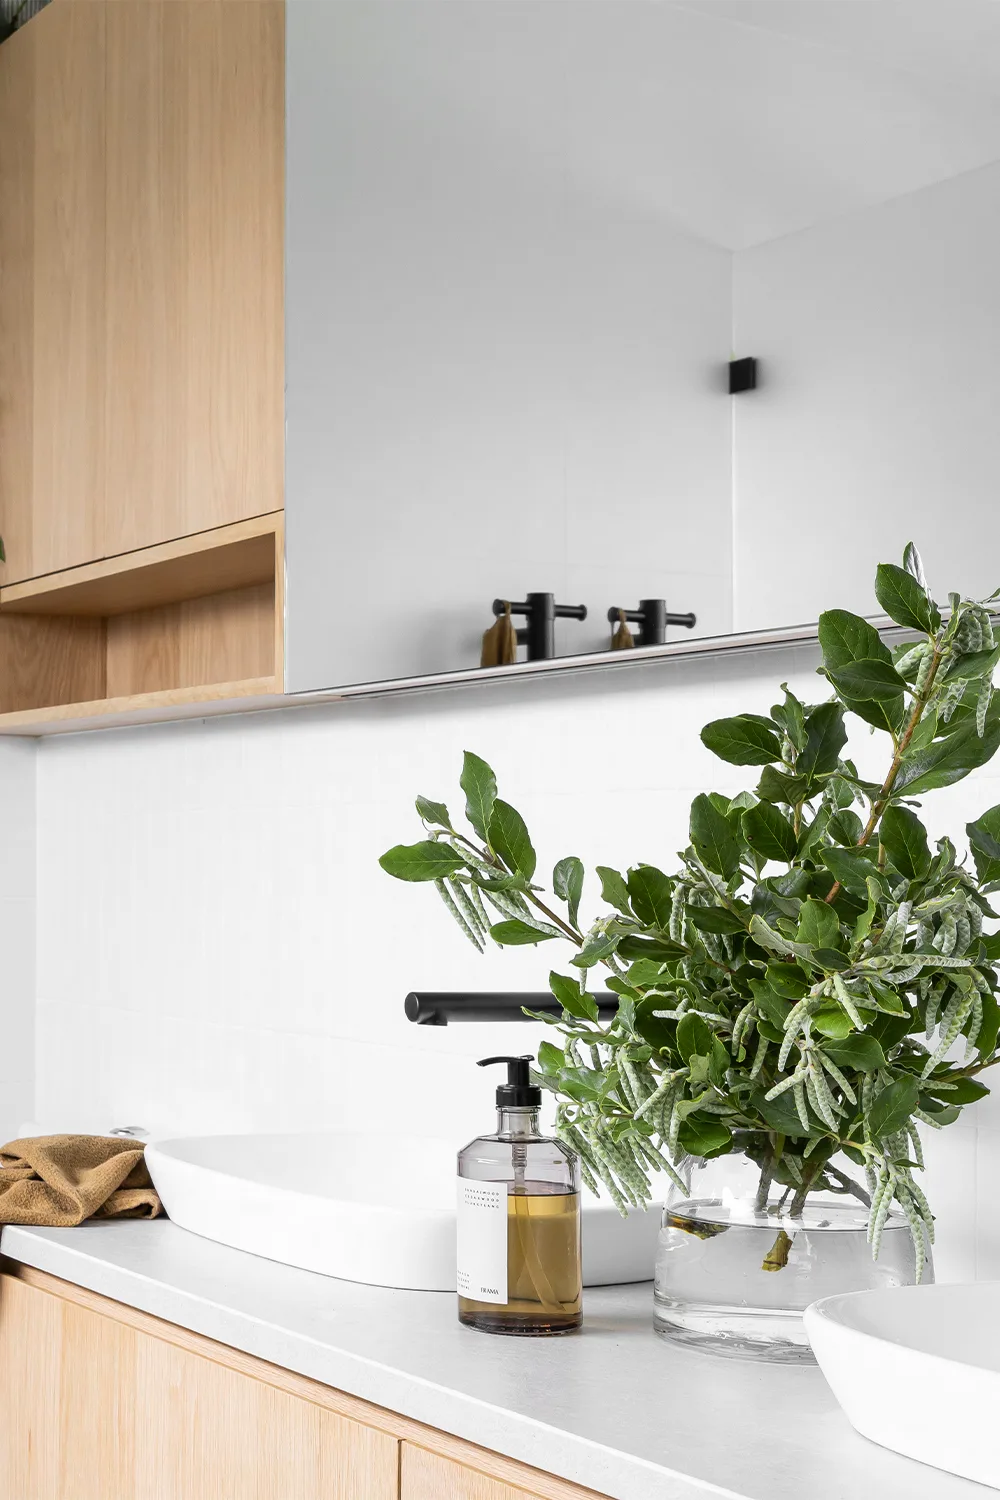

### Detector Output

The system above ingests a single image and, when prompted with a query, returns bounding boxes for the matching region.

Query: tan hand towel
[0,1135,163,1226]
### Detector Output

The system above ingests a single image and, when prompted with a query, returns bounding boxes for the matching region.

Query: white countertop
[0,1220,991,1500]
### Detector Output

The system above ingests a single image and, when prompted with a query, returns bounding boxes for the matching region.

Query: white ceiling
[375,0,1000,250]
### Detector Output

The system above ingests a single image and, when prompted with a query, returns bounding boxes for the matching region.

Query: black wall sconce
[607,598,697,646]
[492,593,587,661]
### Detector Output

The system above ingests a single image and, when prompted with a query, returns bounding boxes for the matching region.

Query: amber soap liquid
[458,1186,582,1335]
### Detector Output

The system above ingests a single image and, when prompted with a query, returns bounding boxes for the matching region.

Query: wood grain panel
[105,581,274,697]
[104,0,284,556]
[0,512,282,616]
[404,1444,555,1500]
[0,615,106,713]
[31,0,106,576]
[0,17,36,586]
[4,1267,612,1500]
[0,1274,399,1500]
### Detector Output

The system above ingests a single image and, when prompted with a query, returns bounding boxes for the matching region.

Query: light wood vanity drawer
[401,1440,604,1500]
[0,1274,397,1500]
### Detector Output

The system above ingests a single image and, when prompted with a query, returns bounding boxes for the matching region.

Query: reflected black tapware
[491,593,587,661]
[606,598,697,646]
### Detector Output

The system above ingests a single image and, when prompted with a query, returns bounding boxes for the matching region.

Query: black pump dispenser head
[478,1054,541,1107]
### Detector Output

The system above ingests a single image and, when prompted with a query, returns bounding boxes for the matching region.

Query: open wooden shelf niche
[0,512,284,731]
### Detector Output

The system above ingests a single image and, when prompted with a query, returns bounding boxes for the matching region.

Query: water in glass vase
[654,1153,928,1363]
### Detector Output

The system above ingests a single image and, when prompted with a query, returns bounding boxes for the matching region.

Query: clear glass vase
[653,1145,930,1363]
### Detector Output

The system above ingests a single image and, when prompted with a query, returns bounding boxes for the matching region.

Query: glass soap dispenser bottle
[456,1055,582,1335]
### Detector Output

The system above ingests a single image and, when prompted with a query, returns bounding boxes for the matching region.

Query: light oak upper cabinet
[0,0,106,587]
[0,15,35,584]
[0,0,284,589]
[103,0,284,558]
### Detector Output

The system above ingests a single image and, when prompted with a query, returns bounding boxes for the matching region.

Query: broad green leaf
[536,1039,565,1074]
[701,715,782,766]
[751,1088,817,1139]
[828,808,863,846]
[415,796,452,829]
[742,802,797,862]
[549,971,599,1022]
[771,685,807,751]
[828,658,907,702]
[625,958,669,988]
[820,844,882,897]
[596,865,632,916]
[924,1077,989,1105]
[819,609,892,670]
[676,1013,713,1061]
[687,905,748,935]
[379,841,464,882]
[756,765,812,806]
[896,714,1000,795]
[690,793,743,879]
[868,1075,920,1138]
[617,934,685,962]
[879,805,931,880]
[822,1036,887,1073]
[903,542,927,588]
[553,856,584,928]
[765,963,809,999]
[798,701,848,776]
[875,562,941,634]
[818,610,902,734]
[488,799,537,880]
[813,1005,853,1039]
[796,898,841,951]
[626,866,674,930]
[968,805,1000,885]
[570,929,620,969]
[944,644,1000,682]
[976,992,1000,1058]
[633,996,676,1052]
[677,1116,733,1159]
[460,751,497,842]
[812,947,852,971]
[490,918,559,945]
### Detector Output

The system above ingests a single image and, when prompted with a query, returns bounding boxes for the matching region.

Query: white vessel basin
[806,1283,1000,1490]
[145,1132,663,1291]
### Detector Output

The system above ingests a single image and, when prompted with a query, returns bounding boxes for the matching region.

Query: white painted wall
[0,739,35,1143]
[29,652,1000,1284]
[285,0,733,692]
[733,159,1000,631]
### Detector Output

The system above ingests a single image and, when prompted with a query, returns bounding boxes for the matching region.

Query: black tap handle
[491,593,587,660]
[607,599,697,645]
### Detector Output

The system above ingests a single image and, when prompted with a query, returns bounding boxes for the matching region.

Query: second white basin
[145,1132,663,1291]
[805,1282,1000,1490]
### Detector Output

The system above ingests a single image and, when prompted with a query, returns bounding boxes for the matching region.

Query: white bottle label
[456,1178,508,1304]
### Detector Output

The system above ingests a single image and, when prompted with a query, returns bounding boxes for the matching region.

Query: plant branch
[825,642,944,903]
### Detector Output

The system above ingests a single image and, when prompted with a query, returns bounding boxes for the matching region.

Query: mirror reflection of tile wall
[283,1,1000,691]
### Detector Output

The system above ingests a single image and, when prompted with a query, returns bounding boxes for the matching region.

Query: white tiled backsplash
[21,646,1000,1282]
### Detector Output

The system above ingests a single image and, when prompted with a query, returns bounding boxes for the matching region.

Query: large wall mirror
[284,1,1000,695]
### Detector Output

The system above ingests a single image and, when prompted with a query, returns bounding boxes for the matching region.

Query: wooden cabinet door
[103,0,284,559]
[0,16,36,586]
[0,1274,398,1500]
[401,1442,599,1500]
[26,0,107,582]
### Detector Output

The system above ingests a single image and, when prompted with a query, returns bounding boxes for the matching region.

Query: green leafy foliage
[701,715,782,766]
[381,546,1000,1281]
[378,841,465,881]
